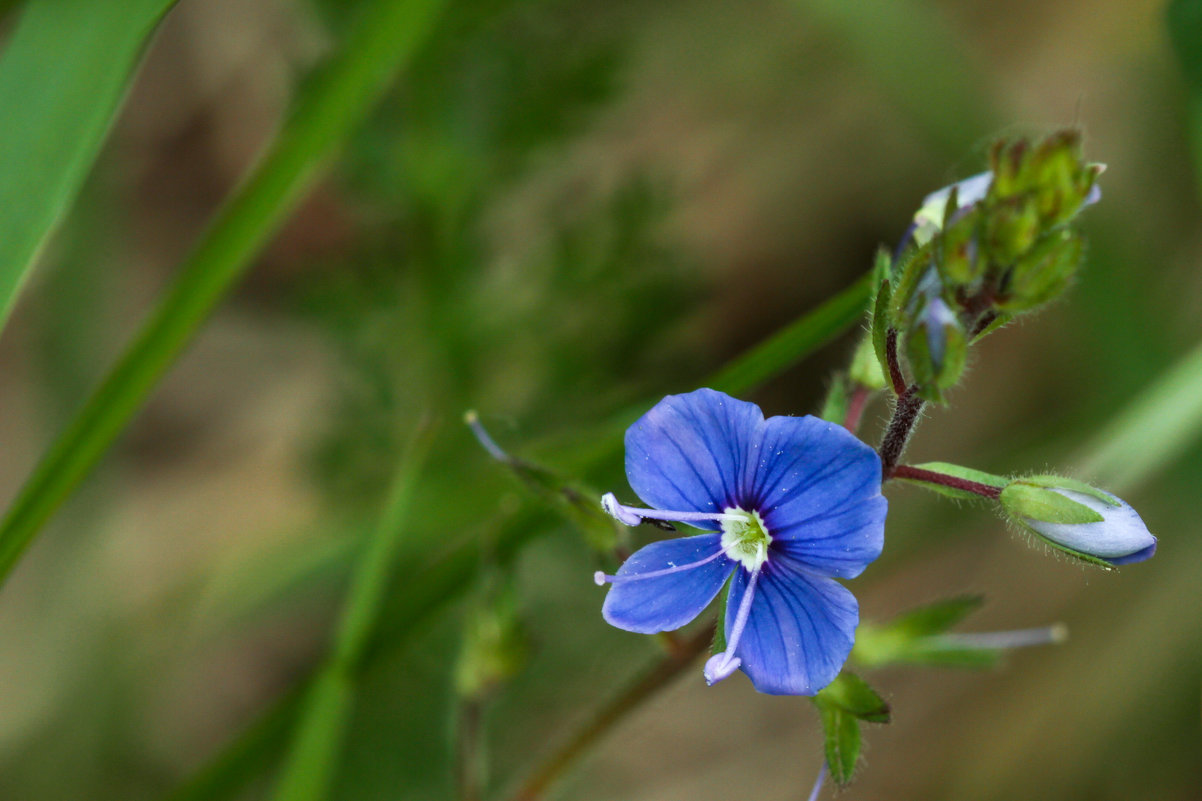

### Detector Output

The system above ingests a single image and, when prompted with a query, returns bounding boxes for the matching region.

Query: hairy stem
[878,388,925,480]
[884,328,906,395]
[890,464,1001,499]
[504,624,714,801]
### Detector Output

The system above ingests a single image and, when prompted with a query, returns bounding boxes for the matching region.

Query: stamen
[704,566,762,685]
[464,411,511,463]
[594,548,727,585]
[806,760,828,801]
[600,492,733,528]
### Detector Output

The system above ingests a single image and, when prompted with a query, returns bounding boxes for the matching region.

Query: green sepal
[816,701,861,785]
[851,596,1003,669]
[889,240,931,323]
[850,334,887,392]
[1018,474,1120,506]
[998,229,1082,312]
[871,278,894,383]
[969,311,1012,344]
[820,372,850,425]
[815,671,891,723]
[1000,482,1105,525]
[897,461,1006,502]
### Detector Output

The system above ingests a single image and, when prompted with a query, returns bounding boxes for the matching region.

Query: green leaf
[708,272,873,396]
[1168,0,1202,92]
[816,702,861,786]
[0,0,448,591]
[816,672,891,723]
[999,483,1105,525]
[819,372,850,425]
[890,594,985,636]
[0,0,180,334]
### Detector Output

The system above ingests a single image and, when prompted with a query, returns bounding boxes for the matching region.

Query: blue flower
[594,388,887,695]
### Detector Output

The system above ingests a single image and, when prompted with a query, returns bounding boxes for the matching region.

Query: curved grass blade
[0,0,447,588]
[0,0,179,332]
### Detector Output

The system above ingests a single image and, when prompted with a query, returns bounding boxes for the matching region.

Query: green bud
[983,194,1041,264]
[454,584,529,699]
[905,292,967,402]
[937,205,984,287]
[999,229,1082,312]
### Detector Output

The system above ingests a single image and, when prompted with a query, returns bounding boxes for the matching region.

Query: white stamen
[600,492,733,528]
[594,548,727,586]
[705,567,762,685]
[941,624,1067,650]
[464,410,511,462]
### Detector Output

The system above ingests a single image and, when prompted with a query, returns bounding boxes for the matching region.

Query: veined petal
[725,556,858,695]
[601,534,735,634]
[769,494,886,578]
[748,415,883,536]
[625,389,763,521]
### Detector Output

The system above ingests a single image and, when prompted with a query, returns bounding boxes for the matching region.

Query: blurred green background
[0,0,1198,799]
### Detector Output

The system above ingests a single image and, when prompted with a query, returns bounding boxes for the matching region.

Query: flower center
[720,507,771,571]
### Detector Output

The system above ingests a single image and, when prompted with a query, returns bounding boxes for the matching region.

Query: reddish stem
[842,385,872,434]
[891,464,1002,499]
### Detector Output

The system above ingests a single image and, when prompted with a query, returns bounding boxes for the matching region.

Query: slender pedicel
[806,760,828,801]
[704,563,763,685]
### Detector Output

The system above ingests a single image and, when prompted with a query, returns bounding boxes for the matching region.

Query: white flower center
[720,507,771,571]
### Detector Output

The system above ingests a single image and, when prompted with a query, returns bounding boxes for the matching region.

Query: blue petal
[769,494,886,578]
[602,534,735,634]
[725,556,859,695]
[747,416,884,562]
[625,389,764,521]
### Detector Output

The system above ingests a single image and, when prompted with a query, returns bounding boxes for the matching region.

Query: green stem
[269,420,436,801]
[0,0,447,590]
[503,623,714,801]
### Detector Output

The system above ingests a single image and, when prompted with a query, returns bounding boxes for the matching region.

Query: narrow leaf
[270,419,436,801]
[0,0,179,332]
[0,0,448,589]
[708,272,872,396]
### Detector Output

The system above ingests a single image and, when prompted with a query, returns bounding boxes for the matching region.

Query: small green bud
[937,205,984,287]
[905,291,966,402]
[999,230,1083,311]
[454,585,529,699]
[983,194,1041,264]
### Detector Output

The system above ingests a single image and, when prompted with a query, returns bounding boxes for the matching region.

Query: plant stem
[878,388,924,480]
[457,699,485,801]
[503,624,714,801]
[842,384,872,433]
[889,464,1001,499]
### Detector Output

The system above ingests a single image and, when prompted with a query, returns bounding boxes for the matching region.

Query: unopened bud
[1000,477,1157,567]
[999,230,1083,312]
[905,290,966,402]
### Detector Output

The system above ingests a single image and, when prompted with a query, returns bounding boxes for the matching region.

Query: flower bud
[998,229,1083,312]
[905,288,966,402]
[1000,477,1157,567]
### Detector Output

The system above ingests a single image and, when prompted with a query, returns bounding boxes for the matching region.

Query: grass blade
[269,420,435,801]
[0,0,447,588]
[707,272,872,396]
[0,0,179,332]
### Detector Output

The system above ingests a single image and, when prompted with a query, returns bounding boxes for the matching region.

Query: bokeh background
[0,0,1198,799]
